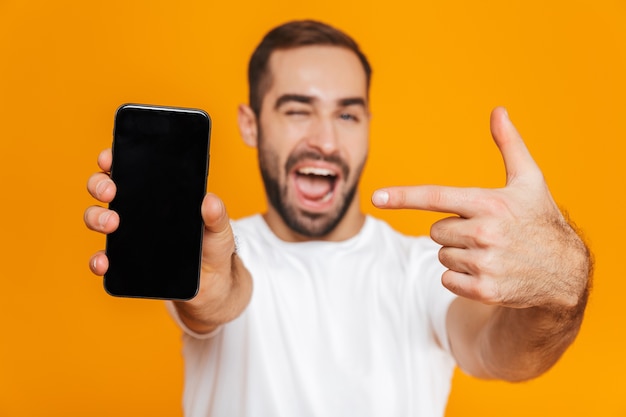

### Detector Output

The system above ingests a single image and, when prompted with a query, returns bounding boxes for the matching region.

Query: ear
[237,104,259,148]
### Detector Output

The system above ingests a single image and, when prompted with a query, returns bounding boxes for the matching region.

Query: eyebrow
[274,94,313,110]
[338,97,367,108]
[274,94,367,110]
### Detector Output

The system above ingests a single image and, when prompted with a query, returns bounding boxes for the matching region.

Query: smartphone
[105,104,211,300]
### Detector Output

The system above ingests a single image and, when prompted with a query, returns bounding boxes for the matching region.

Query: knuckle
[87,173,114,200]
[430,223,445,243]
[441,271,481,302]
[441,259,504,304]
[476,280,501,304]
[478,193,509,216]
[83,209,91,227]
[393,189,407,207]
[440,270,462,294]
[470,251,498,279]
[472,267,504,303]
[86,174,99,195]
[84,206,99,230]
[437,246,451,267]
[464,277,500,304]
[89,255,98,273]
[95,179,108,198]
[427,187,447,210]
[472,223,497,248]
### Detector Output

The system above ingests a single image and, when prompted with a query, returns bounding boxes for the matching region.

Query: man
[85,20,592,416]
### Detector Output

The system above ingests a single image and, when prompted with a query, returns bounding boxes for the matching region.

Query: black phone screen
[105,104,211,300]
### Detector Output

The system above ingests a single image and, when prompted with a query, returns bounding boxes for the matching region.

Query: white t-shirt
[167,214,457,417]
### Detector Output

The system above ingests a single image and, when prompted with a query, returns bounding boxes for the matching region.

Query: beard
[258,137,365,238]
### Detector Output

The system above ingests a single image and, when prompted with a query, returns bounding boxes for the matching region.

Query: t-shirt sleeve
[165,300,223,340]
[413,238,458,357]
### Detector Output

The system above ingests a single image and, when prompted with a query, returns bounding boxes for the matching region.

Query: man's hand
[372,107,591,380]
[84,148,119,274]
[84,149,252,334]
[372,107,590,310]
[175,192,252,333]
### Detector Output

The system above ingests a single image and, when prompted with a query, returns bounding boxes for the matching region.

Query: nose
[306,117,339,155]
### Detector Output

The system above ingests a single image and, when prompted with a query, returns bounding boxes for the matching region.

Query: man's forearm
[174,253,253,334]
[478,292,589,381]
[448,262,591,383]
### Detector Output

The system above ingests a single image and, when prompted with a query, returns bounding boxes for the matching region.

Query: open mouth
[293,166,339,207]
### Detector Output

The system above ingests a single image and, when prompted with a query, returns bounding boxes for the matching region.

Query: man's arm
[85,148,252,334]
[446,204,591,381]
[372,107,593,381]
[446,288,589,381]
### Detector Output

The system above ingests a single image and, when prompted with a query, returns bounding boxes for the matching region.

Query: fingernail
[98,211,111,229]
[372,190,389,206]
[91,257,98,272]
[96,180,112,198]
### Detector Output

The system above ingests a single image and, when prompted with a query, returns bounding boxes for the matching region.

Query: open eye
[339,112,358,122]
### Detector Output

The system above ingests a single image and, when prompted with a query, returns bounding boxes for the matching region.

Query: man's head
[238,20,372,240]
[248,20,372,118]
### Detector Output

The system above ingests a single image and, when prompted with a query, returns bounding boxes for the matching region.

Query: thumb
[490,106,542,186]
[201,193,236,270]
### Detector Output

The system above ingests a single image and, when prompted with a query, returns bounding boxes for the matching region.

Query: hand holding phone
[85,105,253,329]
[103,104,211,300]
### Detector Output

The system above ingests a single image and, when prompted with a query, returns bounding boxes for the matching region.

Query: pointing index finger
[372,185,482,218]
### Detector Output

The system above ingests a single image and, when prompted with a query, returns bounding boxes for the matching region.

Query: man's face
[256,45,370,238]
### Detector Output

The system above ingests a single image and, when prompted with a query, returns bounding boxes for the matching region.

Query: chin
[279,192,357,238]
[288,213,341,238]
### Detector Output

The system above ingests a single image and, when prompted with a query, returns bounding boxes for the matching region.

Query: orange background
[1,0,625,415]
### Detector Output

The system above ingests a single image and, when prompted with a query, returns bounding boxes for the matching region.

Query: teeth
[298,167,336,176]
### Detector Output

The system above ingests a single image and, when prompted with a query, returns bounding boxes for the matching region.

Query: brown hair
[248,20,372,116]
